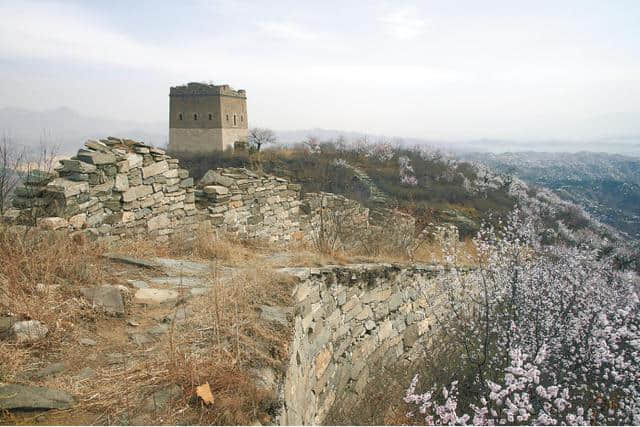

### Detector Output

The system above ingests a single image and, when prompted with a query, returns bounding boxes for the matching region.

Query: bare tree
[248,127,277,152]
[0,135,25,215]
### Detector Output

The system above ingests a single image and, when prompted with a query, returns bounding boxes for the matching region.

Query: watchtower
[168,82,248,153]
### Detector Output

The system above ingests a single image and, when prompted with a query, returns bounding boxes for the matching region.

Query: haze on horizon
[1,0,640,146]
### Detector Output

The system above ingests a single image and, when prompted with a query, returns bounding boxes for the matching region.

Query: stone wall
[195,168,304,241]
[4,138,466,257]
[195,169,369,244]
[277,263,457,425]
[8,137,199,242]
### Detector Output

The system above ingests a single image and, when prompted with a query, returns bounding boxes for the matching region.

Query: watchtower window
[178,113,183,121]
[233,115,237,126]
[193,113,198,121]
[208,113,213,120]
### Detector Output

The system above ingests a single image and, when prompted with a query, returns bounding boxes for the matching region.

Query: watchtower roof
[169,82,246,98]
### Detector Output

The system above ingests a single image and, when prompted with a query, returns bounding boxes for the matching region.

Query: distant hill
[0,107,167,154]
[462,151,640,240]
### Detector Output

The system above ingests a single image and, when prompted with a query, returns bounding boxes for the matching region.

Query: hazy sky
[1,0,639,141]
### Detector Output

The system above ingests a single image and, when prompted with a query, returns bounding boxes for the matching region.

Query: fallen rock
[68,213,87,229]
[29,362,67,379]
[126,279,149,289]
[80,286,125,315]
[134,288,179,305]
[129,333,153,346]
[11,320,48,343]
[80,338,97,346]
[35,283,59,294]
[0,384,75,410]
[203,185,229,195]
[200,170,235,187]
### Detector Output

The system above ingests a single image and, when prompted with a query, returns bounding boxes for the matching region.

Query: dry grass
[0,224,296,425]
[64,268,297,425]
[0,217,476,425]
[110,224,271,267]
[0,226,112,366]
[158,268,296,425]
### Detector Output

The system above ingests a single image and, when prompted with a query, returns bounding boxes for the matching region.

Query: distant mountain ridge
[462,151,640,240]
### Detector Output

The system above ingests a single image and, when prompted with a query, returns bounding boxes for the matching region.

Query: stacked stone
[9,171,58,224]
[195,167,303,241]
[10,137,198,241]
[280,264,464,425]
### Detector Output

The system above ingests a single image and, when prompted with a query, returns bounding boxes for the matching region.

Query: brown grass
[0,224,296,425]
[110,224,271,267]
[0,218,477,425]
[159,268,296,424]
[0,226,112,371]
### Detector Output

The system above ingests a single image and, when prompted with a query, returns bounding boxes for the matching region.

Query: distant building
[168,82,248,153]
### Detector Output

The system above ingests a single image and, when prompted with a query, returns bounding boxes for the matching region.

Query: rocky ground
[0,247,300,425]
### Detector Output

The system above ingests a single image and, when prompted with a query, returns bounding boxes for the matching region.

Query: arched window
[193,113,198,121]
[226,114,229,122]
[178,113,183,121]
[208,113,213,120]
[241,115,244,122]
[233,115,237,126]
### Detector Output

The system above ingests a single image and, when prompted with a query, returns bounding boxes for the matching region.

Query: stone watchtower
[168,82,248,153]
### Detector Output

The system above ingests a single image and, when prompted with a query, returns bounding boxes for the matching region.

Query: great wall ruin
[1,137,463,425]
[5,137,373,247]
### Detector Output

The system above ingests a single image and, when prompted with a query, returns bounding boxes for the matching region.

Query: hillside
[462,151,640,240]
[172,141,634,258]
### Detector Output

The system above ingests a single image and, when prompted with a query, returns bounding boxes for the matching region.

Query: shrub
[405,210,640,425]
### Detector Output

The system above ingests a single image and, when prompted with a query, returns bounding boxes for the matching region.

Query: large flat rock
[0,384,75,410]
[11,320,48,343]
[80,286,125,315]
[153,258,210,275]
[134,288,179,304]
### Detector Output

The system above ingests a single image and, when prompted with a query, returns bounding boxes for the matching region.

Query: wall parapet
[276,263,470,425]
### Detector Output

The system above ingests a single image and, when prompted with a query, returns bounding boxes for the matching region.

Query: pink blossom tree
[405,210,640,425]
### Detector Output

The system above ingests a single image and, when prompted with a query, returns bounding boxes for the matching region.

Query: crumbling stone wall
[277,264,458,425]
[5,137,461,250]
[8,137,198,241]
[195,168,304,241]
[195,170,369,243]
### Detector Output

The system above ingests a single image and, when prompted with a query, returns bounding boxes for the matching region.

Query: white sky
[0,0,639,141]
